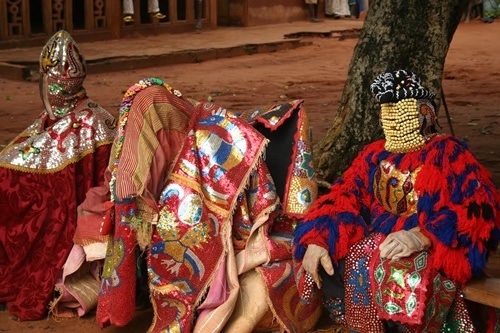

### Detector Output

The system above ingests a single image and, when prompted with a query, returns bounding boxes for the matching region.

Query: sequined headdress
[39,30,87,119]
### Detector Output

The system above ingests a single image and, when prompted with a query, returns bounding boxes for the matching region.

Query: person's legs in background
[123,0,166,22]
[123,0,134,22]
[349,0,360,19]
[324,0,337,18]
[148,0,166,19]
[305,0,321,22]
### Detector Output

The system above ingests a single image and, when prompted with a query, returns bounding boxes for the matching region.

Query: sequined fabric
[97,200,139,326]
[344,234,384,333]
[341,233,475,333]
[97,79,195,328]
[0,31,114,172]
[97,79,322,332]
[0,101,115,172]
[323,296,346,325]
[297,270,316,302]
[294,71,498,333]
[443,294,480,332]
[370,248,458,329]
[0,30,115,322]
[374,160,420,216]
[238,100,322,332]
[241,100,318,218]
[294,135,498,285]
[39,30,87,119]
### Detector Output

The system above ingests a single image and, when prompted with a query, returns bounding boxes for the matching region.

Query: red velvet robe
[0,100,115,321]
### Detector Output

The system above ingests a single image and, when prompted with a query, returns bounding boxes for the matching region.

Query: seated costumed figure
[96,78,322,332]
[0,30,116,321]
[293,70,500,332]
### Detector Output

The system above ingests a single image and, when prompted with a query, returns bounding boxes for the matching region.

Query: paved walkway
[0,19,363,79]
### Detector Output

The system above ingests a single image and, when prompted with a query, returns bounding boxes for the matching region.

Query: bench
[463,277,500,309]
[462,251,500,309]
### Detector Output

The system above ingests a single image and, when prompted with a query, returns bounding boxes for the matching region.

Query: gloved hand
[379,227,431,261]
[301,244,334,289]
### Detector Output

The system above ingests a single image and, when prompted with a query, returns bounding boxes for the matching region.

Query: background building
[0,0,311,49]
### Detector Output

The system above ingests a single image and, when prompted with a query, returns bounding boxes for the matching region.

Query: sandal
[123,15,134,23]
[151,12,166,19]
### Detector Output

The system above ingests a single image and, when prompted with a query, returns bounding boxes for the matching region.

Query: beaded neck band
[109,77,174,202]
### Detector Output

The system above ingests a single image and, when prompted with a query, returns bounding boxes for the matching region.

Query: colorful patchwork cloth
[96,78,321,332]
[97,78,196,328]
[343,233,475,333]
[147,100,321,332]
[147,105,269,332]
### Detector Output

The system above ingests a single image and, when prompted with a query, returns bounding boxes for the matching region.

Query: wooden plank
[42,0,51,36]
[209,0,217,28]
[65,0,73,32]
[170,0,178,24]
[463,277,500,309]
[108,0,121,39]
[85,0,93,31]
[186,0,195,21]
[0,1,6,40]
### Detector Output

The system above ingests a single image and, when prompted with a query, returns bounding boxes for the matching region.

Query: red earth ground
[0,16,499,333]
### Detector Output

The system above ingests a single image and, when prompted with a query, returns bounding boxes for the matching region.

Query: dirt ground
[0,16,499,333]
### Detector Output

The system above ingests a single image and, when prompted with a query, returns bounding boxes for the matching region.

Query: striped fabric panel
[114,84,196,201]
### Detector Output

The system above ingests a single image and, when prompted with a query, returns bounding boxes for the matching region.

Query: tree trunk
[314,0,469,184]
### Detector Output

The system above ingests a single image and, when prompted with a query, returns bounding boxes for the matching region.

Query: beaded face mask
[39,30,87,120]
[371,70,438,153]
[380,99,424,153]
[379,98,437,153]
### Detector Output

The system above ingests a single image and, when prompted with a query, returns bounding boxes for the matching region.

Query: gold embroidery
[374,160,421,216]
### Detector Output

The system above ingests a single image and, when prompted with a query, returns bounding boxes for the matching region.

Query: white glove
[301,244,334,289]
[379,228,431,261]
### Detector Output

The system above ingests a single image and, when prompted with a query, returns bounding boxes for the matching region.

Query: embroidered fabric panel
[148,108,267,332]
[373,160,421,216]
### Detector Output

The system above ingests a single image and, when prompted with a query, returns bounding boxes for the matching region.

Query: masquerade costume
[96,78,321,332]
[293,70,499,332]
[0,30,115,321]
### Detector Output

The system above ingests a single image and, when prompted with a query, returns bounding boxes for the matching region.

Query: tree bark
[314,0,469,184]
